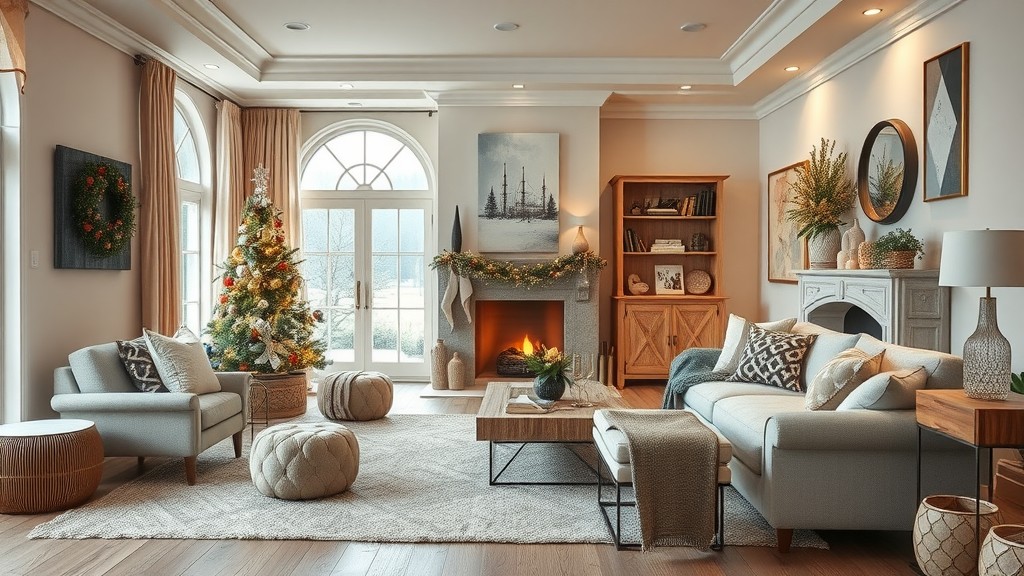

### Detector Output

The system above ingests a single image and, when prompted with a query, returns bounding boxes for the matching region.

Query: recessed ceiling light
[494,22,519,32]
[348,102,363,107]
[679,85,692,90]
[203,63,220,70]
[284,22,310,31]
[512,84,525,89]
[863,8,882,16]
[339,83,354,89]
[680,22,706,32]
[785,66,800,72]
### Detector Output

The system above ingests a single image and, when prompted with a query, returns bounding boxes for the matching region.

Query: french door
[302,199,431,379]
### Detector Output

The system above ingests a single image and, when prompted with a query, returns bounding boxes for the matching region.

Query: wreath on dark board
[72,162,136,257]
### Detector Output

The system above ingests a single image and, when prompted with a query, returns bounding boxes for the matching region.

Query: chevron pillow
[726,325,817,391]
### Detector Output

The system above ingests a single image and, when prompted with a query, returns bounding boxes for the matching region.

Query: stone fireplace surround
[436,271,600,389]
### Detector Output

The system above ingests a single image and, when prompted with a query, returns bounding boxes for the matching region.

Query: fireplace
[437,269,599,388]
[474,300,565,379]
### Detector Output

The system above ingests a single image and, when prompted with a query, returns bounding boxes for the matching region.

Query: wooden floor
[3,383,1020,576]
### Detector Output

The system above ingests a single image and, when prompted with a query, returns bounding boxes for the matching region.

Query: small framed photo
[654,264,685,295]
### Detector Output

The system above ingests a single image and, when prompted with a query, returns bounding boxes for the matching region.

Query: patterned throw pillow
[115,337,168,393]
[712,314,798,374]
[144,327,222,395]
[804,347,884,411]
[726,325,816,391]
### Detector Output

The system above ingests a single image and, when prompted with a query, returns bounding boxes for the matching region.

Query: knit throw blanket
[601,410,719,551]
[661,348,730,408]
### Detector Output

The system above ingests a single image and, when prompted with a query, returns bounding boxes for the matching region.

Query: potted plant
[871,228,924,269]
[524,345,572,401]
[786,138,857,269]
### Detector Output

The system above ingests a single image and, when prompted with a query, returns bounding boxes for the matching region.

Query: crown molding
[155,0,268,80]
[753,0,964,119]
[432,91,611,107]
[724,0,841,83]
[34,0,238,103]
[600,104,757,121]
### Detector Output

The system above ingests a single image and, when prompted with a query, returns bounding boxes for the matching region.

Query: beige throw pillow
[836,366,928,410]
[144,327,221,395]
[804,348,884,411]
[713,314,798,374]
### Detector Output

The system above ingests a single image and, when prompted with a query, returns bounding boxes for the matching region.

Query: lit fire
[522,335,534,356]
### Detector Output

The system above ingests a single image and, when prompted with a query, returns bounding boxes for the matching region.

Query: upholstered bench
[592,408,732,550]
[317,371,393,421]
[249,422,359,500]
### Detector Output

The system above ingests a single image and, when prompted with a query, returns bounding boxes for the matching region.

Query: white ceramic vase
[808,227,842,270]
[571,225,590,254]
[979,524,1024,576]
[914,495,1001,576]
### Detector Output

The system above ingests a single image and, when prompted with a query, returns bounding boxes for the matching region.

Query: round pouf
[249,422,359,500]
[317,371,394,421]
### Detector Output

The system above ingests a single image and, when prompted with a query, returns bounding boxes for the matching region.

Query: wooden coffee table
[476,381,630,485]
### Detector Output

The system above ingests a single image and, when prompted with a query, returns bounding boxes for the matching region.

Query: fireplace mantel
[795,269,950,352]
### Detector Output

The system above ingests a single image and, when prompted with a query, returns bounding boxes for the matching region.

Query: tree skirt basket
[251,372,308,419]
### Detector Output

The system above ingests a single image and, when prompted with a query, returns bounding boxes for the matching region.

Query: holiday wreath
[72,162,136,256]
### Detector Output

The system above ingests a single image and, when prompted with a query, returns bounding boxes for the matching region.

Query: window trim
[173,91,212,336]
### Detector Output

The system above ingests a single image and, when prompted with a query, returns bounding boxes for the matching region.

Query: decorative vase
[858,241,876,269]
[533,372,567,401]
[914,495,1001,576]
[843,219,865,269]
[430,339,448,390]
[808,227,842,269]
[572,225,590,254]
[963,298,1012,400]
[979,524,1024,576]
[447,352,465,391]
[451,205,463,252]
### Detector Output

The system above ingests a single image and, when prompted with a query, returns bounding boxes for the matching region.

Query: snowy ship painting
[477,133,559,254]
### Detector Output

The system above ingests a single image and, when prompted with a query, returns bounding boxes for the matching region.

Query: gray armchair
[52,342,250,485]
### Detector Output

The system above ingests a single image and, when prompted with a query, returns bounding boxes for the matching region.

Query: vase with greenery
[871,228,924,268]
[524,346,572,401]
[786,138,857,269]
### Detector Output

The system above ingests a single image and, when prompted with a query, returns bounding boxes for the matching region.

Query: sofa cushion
[711,394,805,475]
[115,337,169,393]
[145,327,222,395]
[68,342,138,393]
[801,332,862,392]
[727,325,816,391]
[713,315,797,374]
[685,381,800,422]
[836,366,928,410]
[804,348,884,411]
[198,391,243,429]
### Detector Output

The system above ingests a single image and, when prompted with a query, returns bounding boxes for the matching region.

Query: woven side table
[0,419,104,514]
[252,372,308,419]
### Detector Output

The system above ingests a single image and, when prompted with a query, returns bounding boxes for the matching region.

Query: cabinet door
[622,303,673,376]
[671,303,721,352]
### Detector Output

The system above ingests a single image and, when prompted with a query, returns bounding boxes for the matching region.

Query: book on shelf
[650,245,687,253]
[624,228,647,252]
[653,239,683,245]
[646,208,679,216]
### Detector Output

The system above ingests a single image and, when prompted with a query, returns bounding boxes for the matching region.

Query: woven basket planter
[882,250,917,269]
[251,372,308,419]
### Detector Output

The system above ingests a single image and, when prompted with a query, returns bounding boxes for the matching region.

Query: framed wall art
[477,132,560,254]
[767,161,808,283]
[923,42,969,202]
[654,264,684,295]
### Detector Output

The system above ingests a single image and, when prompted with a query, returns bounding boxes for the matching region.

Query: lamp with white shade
[938,230,1024,400]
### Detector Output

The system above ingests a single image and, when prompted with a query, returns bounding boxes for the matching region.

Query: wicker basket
[252,372,308,419]
[882,250,917,269]
[857,241,876,269]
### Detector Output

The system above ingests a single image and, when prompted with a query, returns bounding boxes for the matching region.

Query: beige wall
[600,118,761,343]
[759,0,1024,370]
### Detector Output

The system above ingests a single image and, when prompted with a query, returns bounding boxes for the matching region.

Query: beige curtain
[213,100,244,267]
[139,59,180,334]
[241,108,301,247]
[0,0,27,92]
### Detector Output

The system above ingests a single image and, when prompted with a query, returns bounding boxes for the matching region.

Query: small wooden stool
[0,419,104,514]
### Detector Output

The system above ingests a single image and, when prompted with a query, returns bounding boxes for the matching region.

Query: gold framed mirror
[858,119,918,223]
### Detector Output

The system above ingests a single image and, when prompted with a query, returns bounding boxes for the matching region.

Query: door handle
[365,283,371,310]
[355,280,361,309]
[672,335,678,347]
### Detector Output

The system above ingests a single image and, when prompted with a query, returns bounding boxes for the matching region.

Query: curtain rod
[134,54,225,104]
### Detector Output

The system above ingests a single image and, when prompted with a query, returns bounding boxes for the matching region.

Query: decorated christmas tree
[206,166,327,374]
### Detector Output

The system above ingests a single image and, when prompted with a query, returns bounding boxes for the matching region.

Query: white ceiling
[34,0,937,116]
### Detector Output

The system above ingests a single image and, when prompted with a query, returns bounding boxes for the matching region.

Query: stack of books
[679,189,717,216]
[650,239,686,253]
[623,229,648,252]
[645,207,679,216]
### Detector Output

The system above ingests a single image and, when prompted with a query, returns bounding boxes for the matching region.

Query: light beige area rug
[30,411,827,549]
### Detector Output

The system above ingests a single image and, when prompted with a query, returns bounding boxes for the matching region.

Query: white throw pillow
[144,327,221,395]
[804,348,884,411]
[713,314,797,374]
[836,366,928,410]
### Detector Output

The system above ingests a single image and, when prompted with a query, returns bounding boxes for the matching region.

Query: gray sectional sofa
[682,322,978,549]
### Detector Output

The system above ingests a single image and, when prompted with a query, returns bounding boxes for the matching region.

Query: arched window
[173,91,211,336]
[300,121,434,380]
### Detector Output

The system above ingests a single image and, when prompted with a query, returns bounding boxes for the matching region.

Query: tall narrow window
[173,92,210,336]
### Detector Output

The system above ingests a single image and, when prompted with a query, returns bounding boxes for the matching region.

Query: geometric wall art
[923,42,969,202]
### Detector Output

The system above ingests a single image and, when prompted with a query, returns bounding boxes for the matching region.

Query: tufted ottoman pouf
[317,370,394,421]
[249,422,359,500]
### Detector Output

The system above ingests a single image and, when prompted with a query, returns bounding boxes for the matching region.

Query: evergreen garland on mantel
[431,250,606,288]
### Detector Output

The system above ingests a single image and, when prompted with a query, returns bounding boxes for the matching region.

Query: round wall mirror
[858,119,918,223]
